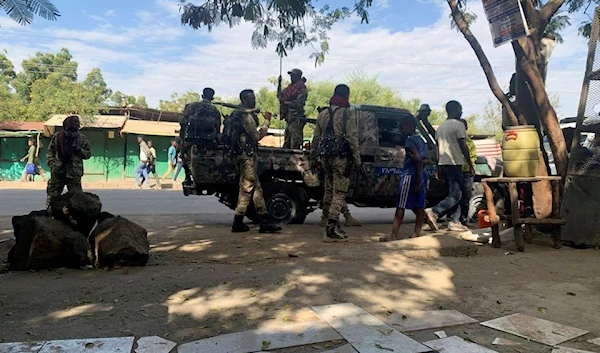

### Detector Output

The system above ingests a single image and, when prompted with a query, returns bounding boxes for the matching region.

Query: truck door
[350,109,378,201]
[372,113,406,203]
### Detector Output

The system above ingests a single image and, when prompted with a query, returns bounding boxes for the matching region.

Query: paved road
[0,189,410,225]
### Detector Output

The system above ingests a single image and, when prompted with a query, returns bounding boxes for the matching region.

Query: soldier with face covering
[45,115,92,211]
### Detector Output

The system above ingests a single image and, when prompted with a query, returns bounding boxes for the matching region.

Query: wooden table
[481,176,565,252]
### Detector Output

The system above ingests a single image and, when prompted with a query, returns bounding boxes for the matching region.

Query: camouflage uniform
[311,106,361,228]
[234,111,270,216]
[282,85,308,149]
[45,132,92,209]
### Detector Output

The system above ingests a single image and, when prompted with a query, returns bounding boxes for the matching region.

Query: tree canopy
[0,48,123,121]
[180,0,373,65]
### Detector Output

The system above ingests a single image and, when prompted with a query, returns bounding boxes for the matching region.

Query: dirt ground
[0,215,599,352]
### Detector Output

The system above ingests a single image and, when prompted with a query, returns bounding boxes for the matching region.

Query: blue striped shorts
[396,174,427,210]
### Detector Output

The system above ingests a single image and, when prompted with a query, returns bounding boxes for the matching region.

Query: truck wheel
[263,183,307,225]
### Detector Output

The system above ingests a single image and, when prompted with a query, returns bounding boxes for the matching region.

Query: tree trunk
[513,37,568,180]
[447,0,519,126]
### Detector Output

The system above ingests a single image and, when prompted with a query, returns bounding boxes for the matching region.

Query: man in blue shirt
[161,139,178,182]
[380,116,429,242]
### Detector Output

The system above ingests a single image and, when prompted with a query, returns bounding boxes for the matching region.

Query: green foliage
[13,48,78,101]
[1,0,60,26]
[180,0,373,66]
[0,49,113,121]
[158,90,202,112]
[82,68,112,107]
[109,91,149,108]
[257,70,439,137]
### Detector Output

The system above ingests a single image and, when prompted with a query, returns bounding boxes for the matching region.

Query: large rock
[50,191,102,235]
[91,216,149,267]
[8,215,91,270]
[63,231,93,269]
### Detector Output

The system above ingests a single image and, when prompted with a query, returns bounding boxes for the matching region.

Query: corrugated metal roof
[121,120,179,137]
[45,115,127,129]
[0,121,45,132]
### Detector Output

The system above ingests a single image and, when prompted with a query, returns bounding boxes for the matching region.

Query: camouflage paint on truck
[184,104,473,224]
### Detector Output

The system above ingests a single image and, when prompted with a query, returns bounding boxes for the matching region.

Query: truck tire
[263,183,307,225]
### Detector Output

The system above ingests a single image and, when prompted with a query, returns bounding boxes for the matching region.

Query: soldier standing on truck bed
[278,68,308,149]
[179,88,221,187]
[226,89,282,234]
[311,84,361,243]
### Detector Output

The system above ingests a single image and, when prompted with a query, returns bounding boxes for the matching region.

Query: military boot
[231,215,250,233]
[319,210,329,227]
[259,214,282,233]
[323,220,348,243]
[344,212,362,227]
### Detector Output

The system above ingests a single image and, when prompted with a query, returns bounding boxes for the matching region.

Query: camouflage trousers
[283,118,305,149]
[321,157,350,221]
[235,155,268,216]
[46,174,82,209]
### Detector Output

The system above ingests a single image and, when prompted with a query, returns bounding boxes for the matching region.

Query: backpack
[185,102,220,146]
[318,107,351,158]
[222,110,258,159]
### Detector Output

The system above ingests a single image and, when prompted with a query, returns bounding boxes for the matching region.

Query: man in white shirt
[134,135,151,189]
[425,101,475,231]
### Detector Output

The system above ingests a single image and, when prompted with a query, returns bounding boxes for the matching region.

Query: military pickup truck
[184,104,496,224]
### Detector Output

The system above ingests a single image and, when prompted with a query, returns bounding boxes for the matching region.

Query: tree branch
[540,0,566,23]
[447,0,519,125]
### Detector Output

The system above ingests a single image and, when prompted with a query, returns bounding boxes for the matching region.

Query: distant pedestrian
[424,101,475,232]
[134,135,151,189]
[173,151,184,182]
[142,140,161,189]
[161,139,178,182]
[20,138,46,182]
[380,116,428,242]
[46,116,91,211]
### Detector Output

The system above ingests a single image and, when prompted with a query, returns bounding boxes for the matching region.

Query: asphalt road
[0,189,409,225]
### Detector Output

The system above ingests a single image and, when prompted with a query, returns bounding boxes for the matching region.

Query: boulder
[63,231,93,269]
[50,191,102,235]
[98,211,116,224]
[8,216,75,271]
[12,210,49,239]
[91,216,149,267]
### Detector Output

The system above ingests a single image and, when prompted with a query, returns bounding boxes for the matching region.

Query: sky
[0,0,593,118]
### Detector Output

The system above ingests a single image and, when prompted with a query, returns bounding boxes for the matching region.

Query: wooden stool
[481,176,565,252]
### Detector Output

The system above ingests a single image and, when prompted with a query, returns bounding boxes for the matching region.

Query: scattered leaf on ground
[538,307,548,314]
[261,340,271,350]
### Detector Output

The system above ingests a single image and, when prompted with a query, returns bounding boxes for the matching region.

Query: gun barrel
[214,102,260,113]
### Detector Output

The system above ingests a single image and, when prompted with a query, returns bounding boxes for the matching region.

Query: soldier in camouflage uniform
[320,202,362,227]
[311,84,361,242]
[278,68,308,149]
[229,89,282,234]
[179,87,221,186]
[45,115,92,211]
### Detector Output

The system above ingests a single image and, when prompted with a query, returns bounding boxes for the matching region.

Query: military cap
[287,68,303,77]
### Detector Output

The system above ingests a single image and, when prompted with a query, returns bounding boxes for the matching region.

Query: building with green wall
[0,110,181,182]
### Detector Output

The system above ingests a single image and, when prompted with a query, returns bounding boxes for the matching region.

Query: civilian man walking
[424,101,474,232]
